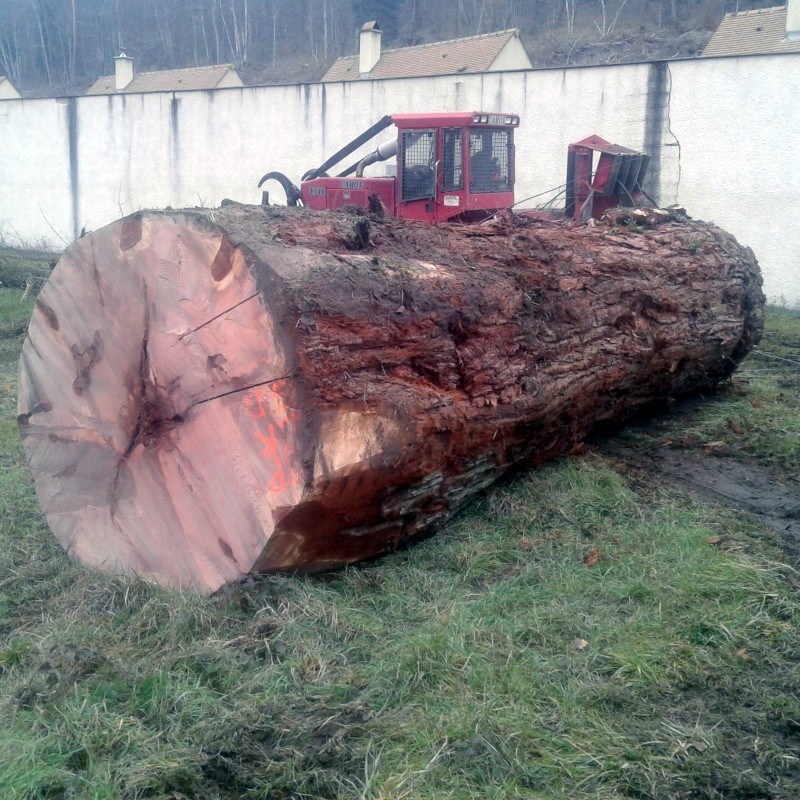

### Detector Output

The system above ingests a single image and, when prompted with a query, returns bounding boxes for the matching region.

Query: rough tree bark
[17,204,764,593]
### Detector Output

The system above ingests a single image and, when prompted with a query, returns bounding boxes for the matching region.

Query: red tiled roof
[703,6,800,56]
[86,64,241,95]
[322,29,527,82]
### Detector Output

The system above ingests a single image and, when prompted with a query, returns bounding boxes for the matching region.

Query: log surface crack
[188,374,293,410]
[111,302,152,517]
[178,291,260,339]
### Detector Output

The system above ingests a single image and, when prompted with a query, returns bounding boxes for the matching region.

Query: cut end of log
[18,204,764,593]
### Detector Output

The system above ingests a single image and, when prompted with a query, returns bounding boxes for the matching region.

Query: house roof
[85,63,240,95]
[322,28,526,82]
[703,6,800,56]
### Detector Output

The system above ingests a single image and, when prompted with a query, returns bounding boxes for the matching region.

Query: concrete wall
[0,53,797,304]
[667,56,800,304]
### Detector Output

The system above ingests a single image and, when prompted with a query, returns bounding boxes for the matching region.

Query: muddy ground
[599,414,800,563]
[593,368,800,574]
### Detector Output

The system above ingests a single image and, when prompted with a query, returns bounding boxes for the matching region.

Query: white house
[0,76,21,100]
[323,23,532,82]
[85,53,243,95]
[703,0,800,56]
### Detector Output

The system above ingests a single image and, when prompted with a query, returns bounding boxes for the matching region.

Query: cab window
[469,128,512,193]
[401,129,436,201]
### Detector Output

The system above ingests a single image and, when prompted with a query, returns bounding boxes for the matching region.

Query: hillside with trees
[0,0,781,95]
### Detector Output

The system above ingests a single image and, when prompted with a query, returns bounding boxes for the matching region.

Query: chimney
[359,21,382,75]
[114,52,134,91]
[787,0,800,41]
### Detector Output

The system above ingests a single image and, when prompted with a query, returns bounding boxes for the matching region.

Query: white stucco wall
[0,53,797,304]
[667,56,800,304]
[0,97,73,246]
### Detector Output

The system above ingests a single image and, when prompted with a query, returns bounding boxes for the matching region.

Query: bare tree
[595,0,630,38]
[0,0,761,93]
[564,0,576,35]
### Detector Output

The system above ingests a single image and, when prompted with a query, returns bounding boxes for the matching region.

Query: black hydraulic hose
[305,115,392,180]
[337,159,362,178]
[257,172,302,206]
[339,138,398,178]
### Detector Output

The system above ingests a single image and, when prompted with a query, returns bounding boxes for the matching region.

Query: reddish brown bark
[17,204,764,593]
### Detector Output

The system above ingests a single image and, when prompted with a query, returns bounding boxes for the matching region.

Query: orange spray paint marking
[268,464,292,493]
[255,426,278,456]
[243,391,302,495]
[269,379,287,395]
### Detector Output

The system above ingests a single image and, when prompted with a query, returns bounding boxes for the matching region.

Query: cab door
[436,127,467,222]
[397,128,437,221]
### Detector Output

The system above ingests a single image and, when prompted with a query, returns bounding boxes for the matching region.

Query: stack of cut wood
[17,204,764,592]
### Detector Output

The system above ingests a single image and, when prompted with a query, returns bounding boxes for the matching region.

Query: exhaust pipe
[356,139,398,177]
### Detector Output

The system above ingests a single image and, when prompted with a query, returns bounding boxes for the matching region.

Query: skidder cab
[259,112,519,223]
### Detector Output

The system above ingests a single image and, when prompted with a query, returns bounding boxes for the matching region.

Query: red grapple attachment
[565,135,651,222]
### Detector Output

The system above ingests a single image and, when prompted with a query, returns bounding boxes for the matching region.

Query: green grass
[613,306,800,483]
[1,271,799,799]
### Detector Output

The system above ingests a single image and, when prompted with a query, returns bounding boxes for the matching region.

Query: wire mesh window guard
[442,128,463,192]
[401,130,436,202]
[469,128,512,193]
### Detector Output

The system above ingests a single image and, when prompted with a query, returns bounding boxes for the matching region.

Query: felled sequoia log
[18,204,764,592]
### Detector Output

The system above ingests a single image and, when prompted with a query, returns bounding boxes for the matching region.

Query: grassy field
[623,307,800,484]
[1,255,798,800]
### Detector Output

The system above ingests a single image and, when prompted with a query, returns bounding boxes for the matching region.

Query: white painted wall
[788,0,800,38]
[667,56,800,304]
[0,98,73,246]
[0,53,797,304]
